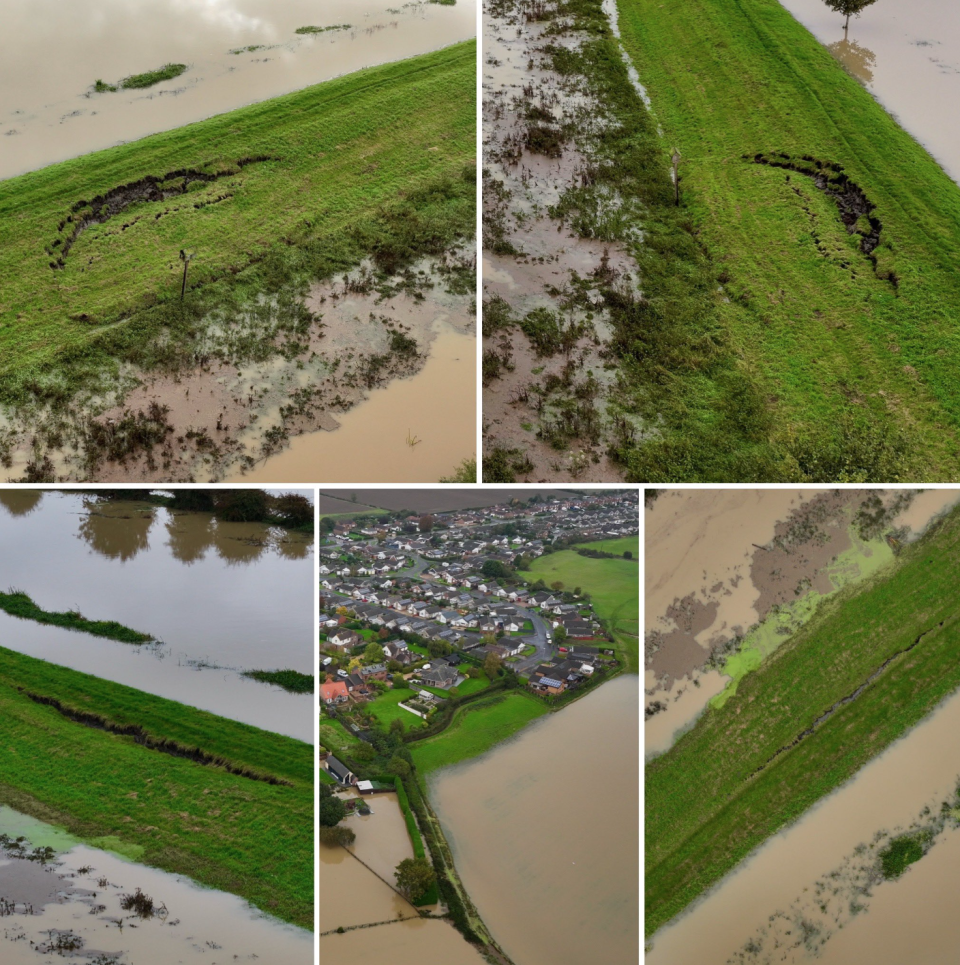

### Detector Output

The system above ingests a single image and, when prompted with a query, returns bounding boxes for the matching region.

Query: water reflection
[76,498,156,561]
[828,37,877,83]
[0,489,44,517]
[164,510,217,564]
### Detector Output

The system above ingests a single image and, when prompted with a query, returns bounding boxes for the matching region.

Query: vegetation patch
[0,589,154,644]
[242,669,313,694]
[94,63,188,93]
[294,24,352,34]
[879,831,930,879]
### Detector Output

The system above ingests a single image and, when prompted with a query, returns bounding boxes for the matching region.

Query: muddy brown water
[430,675,640,965]
[0,0,476,181]
[0,491,313,741]
[646,677,960,965]
[0,805,312,963]
[316,487,575,513]
[778,0,960,184]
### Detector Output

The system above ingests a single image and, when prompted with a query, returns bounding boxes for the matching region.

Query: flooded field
[431,675,639,965]
[645,489,960,756]
[0,805,312,964]
[0,490,313,741]
[0,0,476,181]
[778,0,960,183]
[481,0,639,481]
[646,670,960,965]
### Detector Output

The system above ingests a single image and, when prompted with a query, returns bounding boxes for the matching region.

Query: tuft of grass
[0,589,154,644]
[879,832,930,879]
[294,24,351,34]
[242,669,313,694]
[120,63,188,89]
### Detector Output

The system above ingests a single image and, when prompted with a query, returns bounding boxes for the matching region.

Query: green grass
[367,688,427,729]
[318,718,361,756]
[0,590,154,643]
[0,645,312,929]
[880,831,929,879]
[242,669,313,693]
[0,41,475,409]
[578,537,636,557]
[646,505,960,936]
[609,0,960,479]
[120,63,188,89]
[411,693,547,774]
[295,24,351,34]
[525,542,639,669]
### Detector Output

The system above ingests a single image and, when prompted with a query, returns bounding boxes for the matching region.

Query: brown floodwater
[0,490,313,741]
[430,675,640,965]
[345,792,415,884]
[319,916,485,963]
[778,0,960,183]
[0,0,476,181]
[229,326,477,483]
[0,805,312,963]
[646,677,960,965]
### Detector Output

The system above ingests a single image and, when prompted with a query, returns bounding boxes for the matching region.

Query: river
[0,0,477,181]
[0,489,313,742]
[778,0,960,184]
[431,676,640,965]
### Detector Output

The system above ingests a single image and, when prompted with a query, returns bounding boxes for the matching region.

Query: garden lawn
[367,688,426,730]
[318,717,361,755]
[0,645,312,929]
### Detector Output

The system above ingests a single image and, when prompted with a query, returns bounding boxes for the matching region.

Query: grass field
[367,687,427,730]
[577,537,637,557]
[0,646,312,929]
[0,41,475,409]
[411,693,547,774]
[525,541,639,670]
[517,0,960,480]
[646,505,960,936]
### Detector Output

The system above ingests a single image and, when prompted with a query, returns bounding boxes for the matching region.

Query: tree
[483,651,503,677]
[427,639,452,658]
[623,550,633,560]
[482,559,514,579]
[364,642,384,663]
[823,0,877,32]
[573,586,582,596]
[318,787,347,828]
[318,825,355,846]
[320,516,336,533]
[388,754,411,779]
[273,493,313,527]
[389,717,406,737]
[551,580,564,592]
[213,489,268,522]
[390,671,405,686]
[170,490,215,512]
[377,627,389,640]
[419,514,435,532]
[554,625,568,644]
[394,857,436,901]
[464,666,481,679]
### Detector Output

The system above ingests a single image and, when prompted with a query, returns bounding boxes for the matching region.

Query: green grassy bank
[646,506,960,936]
[0,646,312,929]
[0,589,154,643]
[610,0,960,479]
[0,41,475,408]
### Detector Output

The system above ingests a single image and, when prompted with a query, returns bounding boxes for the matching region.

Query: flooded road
[0,805,312,964]
[645,489,960,757]
[0,491,313,741]
[231,326,476,483]
[778,0,960,183]
[0,0,477,180]
[431,676,639,965]
[646,674,960,965]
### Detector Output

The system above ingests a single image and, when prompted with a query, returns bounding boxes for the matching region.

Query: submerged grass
[0,589,154,643]
[0,645,312,928]
[611,0,960,480]
[0,42,475,412]
[242,669,314,694]
[646,505,960,935]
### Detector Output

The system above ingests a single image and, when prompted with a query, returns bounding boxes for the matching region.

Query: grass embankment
[242,669,313,693]
[646,506,960,936]
[0,589,154,643]
[524,540,639,670]
[608,0,960,480]
[410,693,547,774]
[0,41,475,408]
[0,646,312,929]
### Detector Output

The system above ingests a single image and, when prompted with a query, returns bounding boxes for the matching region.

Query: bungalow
[325,755,357,785]
[420,664,458,689]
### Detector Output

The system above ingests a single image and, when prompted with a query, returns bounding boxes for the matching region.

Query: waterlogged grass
[120,63,188,89]
[646,505,960,936]
[613,0,960,480]
[0,590,154,644]
[880,831,930,879]
[411,693,547,774]
[242,669,313,693]
[0,42,475,409]
[0,646,312,929]
[294,24,351,34]
[711,525,895,708]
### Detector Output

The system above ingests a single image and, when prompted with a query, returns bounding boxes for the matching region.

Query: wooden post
[671,149,681,207]
[179,248,193,301]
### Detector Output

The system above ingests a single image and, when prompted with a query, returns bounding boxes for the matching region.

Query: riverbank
[0,41,475,481]
[0,645,313,929]
[646,502,960,935]
[612,0,960,480]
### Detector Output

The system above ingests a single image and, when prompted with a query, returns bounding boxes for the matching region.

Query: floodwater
[646,677,960,965]
[230,327,477,483]
[0,805,312,963]
[0,0,477,180]
[0,490,313,741]
[778,0,960,183]
[346,792,415,883]
[431,675,640,965]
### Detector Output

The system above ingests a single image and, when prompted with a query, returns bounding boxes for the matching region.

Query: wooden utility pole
[671,148,682,206]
